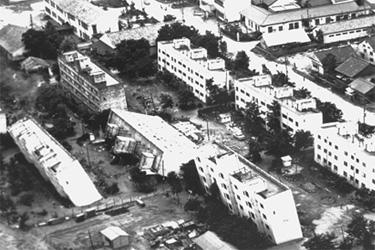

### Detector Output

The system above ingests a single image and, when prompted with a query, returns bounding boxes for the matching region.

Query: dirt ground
[30,194,192,250]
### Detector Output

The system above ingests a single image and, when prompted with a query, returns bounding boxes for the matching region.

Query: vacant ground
[30,194,192,250]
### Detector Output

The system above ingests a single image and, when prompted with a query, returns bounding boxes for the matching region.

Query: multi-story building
[8,117,102,207]
[195,141,303,244]
[106,109,197,177]
[234,75,322,134]
[240,1,371,35]
[157,38,230,103]
[58,50,127,113]
[314,122,375,191]
[357,35,375,63]
[211,0,251,22]
[43,0,119,40]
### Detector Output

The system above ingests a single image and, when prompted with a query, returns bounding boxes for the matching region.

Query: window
[295,121,299,127]
[237,195,241,200]
[289,23,294,30]
[334,155,338,160]
[318,135,321,139]
[202,176,206,183]
[317,154,321,160]
[334,165,338,171]
[315,19,320,25]
[279,26,283,31]
[222,183,227,190]
[335,145,338,150]
[219,173,224,179]
[344,151,348,156]
[234,185,238,190]
[265,224,270,230]
[344,161,348,166]
[243,191,249,197]
[262,214,267,220]
[240,205,244,210]
[351,155,354,160]
[323,149,327,153]
[199,167,203,172]
[344,171,347,177]
[251,212,255,219]
[355,169,359,174]
[260,203,264,209]
[350,165,354,170]
[246,201,252,208]
[363,163,366,167]
[356,158,359,163]
[268,27,273,33]
[318,145,321,150]
[228,203,233,210]
[225,193,230,200]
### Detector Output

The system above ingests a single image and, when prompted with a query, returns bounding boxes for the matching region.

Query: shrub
[18,193,34,207]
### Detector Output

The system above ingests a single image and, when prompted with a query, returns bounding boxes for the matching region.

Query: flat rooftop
[199,142,289,198]
[8,117,102,207]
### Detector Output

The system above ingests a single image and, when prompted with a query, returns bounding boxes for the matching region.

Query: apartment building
[106,109,197,177]
[157,38,230,103]
[212,0,251,22]
[240,1,371,34]
[58,50,127,113]
[8,117,102,207]
[358,36,375,63]
[314,122,375,191]
[43,0,119,40]
[195,142,303,244]
[234,75,322,134]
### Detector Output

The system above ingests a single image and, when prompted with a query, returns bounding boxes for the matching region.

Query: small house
[218,113,232,124]
[100,226,129,249]
[281,155,292,167]
[20,57,50,73]
[0,24,28,61]
[335,56,375,79]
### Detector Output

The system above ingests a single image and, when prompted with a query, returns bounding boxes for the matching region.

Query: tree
[247,138,263,163]
[233,51,249,71]
[264,130,293,158]
[267,101,281,134]
[293,87,311,99]
[315,29,324,43]
[293,130,313,153]
[209,181,220,200]
[272,71,295,87]
[219,40,227,57]
[180,160,204,195]
[167,171,183,204]
[355,188,375,210]
[22,21,63,59]
[105,38,155,78]
[315,99,343,123]
[19,212,29,231]
[129,166,151,192]
[159,93,174,109]
[178,89,196,110]
[0,194,15,212]
[243,102,265,137]
[59,36,77,53]
[191,31,221,58]
[321,53,337,73]
[157,22,199,42]
[346,215,375,249]
[184,198,201,212]
[302,233,337,250]
[18,193,34,207]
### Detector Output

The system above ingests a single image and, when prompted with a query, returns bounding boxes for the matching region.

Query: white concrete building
[212,0,251,22]
[314,16,375,44]
[106,109,197,176]
[314,122,375,191]
[43,0,119,40]
[8,117,102,207]
[357,35,375,63]
[58,50,127,113]
[195,142,303,245]
[234,75,323,135]
[157,38,230,103]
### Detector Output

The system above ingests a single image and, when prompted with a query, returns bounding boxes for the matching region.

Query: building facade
[157,38,230,103]
[43,0,119,40]
[106,109,197,177]
[212,0,251,22]
[240,2,371,35]
[8,117,102,207]
[0,24,28,61]
[195,142,303,245]
[234,75,322,135]
[358,36,375,63]
[314,122,375,191]
[58,50,127,113]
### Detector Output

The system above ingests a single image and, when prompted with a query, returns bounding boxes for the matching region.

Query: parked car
[233,132,245,141]
[193,11,205,16]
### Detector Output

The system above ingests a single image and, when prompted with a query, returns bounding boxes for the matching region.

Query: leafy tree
[18,193,34,207]
[243,102,265,137]
[247,138,263,163]
[315,29,324,43]
[159,93,174,109]
[233,51,249,71]
[206,78,233,105]
[19,212,29,231]
[157,22,199,42]
[321,53,337,73]
[167,171,183,204]
[302,233,337,250]
[358,122,375,137]
[315,99,343,123]
[130,166,149,190]
[157,70,178,89]
[293,87,311,99]
[209,181,220,201]
[219,40,227,57]
[346,215,375,249]
[191,31,221,58]
[105,38,155,78]
[334,176,353,193]
[180,160,204,195]
[272,71,295,87]
[22,21,64,59]
[59,36,77,53]
[293,130,313,153]
[267,101,281,134]
[0,194,15,212]
[184,198,201,212]
[264,130,293,158]
[355,188,375,210]
[177,89,196,110]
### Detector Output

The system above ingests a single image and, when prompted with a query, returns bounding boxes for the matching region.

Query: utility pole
[206,118,210,141]
[363,100,366,124]
[88,230,94,250]
[30,14,34,29]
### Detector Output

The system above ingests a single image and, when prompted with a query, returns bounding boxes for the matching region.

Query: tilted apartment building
[106,109,197,177]
[8,117,102,207]
[314,122,375,191]
[195,142,303,244]
[58,50,127,113]
[234,75,322,134]
[43,0,119,40]
[157,38,230,103]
